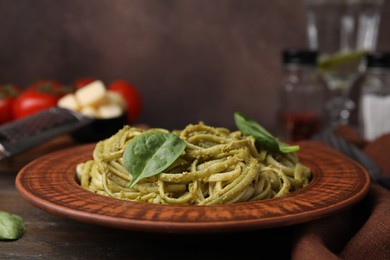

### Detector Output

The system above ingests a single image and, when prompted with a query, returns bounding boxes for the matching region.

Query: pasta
[76,122,311,205]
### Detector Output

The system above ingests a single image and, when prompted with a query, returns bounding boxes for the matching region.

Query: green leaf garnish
[123,132,187,188]
[0,210,25,241]
[318,50,368,71]
[234,112,299,153]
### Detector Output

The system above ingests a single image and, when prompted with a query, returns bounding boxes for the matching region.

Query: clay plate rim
[15,141,370,234]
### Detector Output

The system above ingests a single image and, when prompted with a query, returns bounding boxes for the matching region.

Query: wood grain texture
[15,141,370,234]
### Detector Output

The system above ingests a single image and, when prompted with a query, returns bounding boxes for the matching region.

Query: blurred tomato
[13,80,67,119]
[0,84,20,124]
[27,79,67,95]
[108,80,142,122]
[73,78,97,90]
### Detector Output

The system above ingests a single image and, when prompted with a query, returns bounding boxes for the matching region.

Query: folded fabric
[291,184,390,259]
[291,131,390,259]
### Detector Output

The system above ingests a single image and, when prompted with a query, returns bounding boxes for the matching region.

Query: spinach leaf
[234,112,299,153]
[123,132,186,188]
[0,210,25,241]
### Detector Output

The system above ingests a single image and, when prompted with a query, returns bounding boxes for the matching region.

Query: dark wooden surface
[0,135,295,259]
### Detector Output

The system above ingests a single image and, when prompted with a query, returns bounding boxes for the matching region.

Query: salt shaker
[278,49,328,141]
[359,52,390,141]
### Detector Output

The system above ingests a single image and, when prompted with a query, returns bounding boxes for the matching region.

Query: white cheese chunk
[106,91,126,109]
[98,104,123,118]
[80,106,99,117]
[75,80,107,107]
[57,93,80,111]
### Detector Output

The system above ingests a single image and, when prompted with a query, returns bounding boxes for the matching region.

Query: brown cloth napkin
[291,133,390,260]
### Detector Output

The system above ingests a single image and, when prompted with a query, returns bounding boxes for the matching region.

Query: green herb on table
[123,132,187,188]
[0,210,25,241]
[234,112,299,153]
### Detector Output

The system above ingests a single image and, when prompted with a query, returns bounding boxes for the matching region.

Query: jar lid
[365,52,390,68]
[282,49,318,66]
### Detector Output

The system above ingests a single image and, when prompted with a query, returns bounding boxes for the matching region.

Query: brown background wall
[0,0,389,131]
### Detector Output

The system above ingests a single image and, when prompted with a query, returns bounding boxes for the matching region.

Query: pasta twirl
[76,122,311,205]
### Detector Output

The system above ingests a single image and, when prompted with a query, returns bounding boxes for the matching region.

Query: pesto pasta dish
[76,112,311,205]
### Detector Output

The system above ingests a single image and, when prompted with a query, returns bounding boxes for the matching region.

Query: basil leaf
[123,132,186,188]
[278,142,300,153]
[0,211,25,241]
[234,112,299,153]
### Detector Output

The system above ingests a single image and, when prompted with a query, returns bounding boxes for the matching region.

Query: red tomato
[108,80,142,122]
[0,84,20,124]
[13,80,66,119]
[27,80,66,93]
[73,78,97,90]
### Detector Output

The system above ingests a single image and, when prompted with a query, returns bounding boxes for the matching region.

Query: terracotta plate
[15,141,370,234]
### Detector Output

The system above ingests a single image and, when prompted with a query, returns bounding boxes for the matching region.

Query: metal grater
[0,107,94,160]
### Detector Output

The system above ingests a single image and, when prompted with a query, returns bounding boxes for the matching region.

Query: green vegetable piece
[318,50,368,71]
[123,132,187,188]
[0,210,25,241]
[234,112,299,153]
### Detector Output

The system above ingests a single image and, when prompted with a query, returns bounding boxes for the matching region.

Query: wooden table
[0,135,294,259]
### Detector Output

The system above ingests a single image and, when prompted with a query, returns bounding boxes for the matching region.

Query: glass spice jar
[359,52,390,141]
[278,49,328,141]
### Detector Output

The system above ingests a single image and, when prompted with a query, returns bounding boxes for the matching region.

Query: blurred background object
[304,0,384,128]
[0,0,389,133]
[359,51,390,141]
[278,49,327,141]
